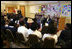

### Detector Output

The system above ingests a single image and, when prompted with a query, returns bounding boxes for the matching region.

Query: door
[58,17,66,30]
[20,6,25,17]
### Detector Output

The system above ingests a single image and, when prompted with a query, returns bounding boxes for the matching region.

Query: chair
[27,34,41,48]
[5,29,14,42]
[57,39,71,48]
[1,29,7,40]
[15,32,26,44]
[42,37,55,48]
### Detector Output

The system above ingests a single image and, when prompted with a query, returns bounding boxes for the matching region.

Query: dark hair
[17,10,21,14]
[66,23,71,30]
[24,17,28,22]
[43,37,55,48]
[49,20,54,26]
[30,22,37,31]
[1,15,4,19]
[1,19,5,26]
[42,20,57,34]
[32,18,40,30]
[41,26,49,35]
[9,21,15,26]
[47,25,57,34]
[37,24,40,30]
[19,20,25,26]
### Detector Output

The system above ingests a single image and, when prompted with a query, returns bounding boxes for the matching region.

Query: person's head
[19,20,25,26]
[47,15,50,18]
[19,18,24,21]
[47,25,57,34]
[49,20,54,26]
[30,22,37,31]
[9,21,15,26]
[1,15,4,20]
[65,23,71,30]
[17,10,21,14]
[44,22,57,34]
[41,26,49,35]
[1,19,5,26]
[24,17,28,22]
[5,20,9,25]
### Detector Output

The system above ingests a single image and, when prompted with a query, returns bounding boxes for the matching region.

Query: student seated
[28,22,42,38]
[27,18,34,28]
[1,18,5,30]
[17,20,28,42]
[24,17,29,29]
[42,21,58,44]
[41,23,49,35]
[32,18,40,31]
[4,20,17,34]
[58,23,71,48]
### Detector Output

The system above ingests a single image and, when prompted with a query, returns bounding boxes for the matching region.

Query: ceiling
[1,1,58,5]
[1,1,70,5]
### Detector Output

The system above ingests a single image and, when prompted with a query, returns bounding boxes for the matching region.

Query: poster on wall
[45,3,61,17]
[61,4,71,17]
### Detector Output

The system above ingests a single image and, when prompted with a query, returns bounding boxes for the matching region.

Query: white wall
[1,3,6,12]
[1,1,28,5]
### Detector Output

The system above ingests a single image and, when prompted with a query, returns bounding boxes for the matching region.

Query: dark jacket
[57,29,71,48]
[42,18,52,26]
[59,29,71,42]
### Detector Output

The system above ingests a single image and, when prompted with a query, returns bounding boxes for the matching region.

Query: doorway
[20,6,25,17]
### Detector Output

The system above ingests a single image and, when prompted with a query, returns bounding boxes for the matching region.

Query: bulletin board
[30,3,62,16]
[45,3,61,17]
[61,4,71,17]
[30,2,71,18]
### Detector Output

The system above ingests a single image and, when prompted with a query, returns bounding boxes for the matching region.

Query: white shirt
[17,26,28,41]
[47,18,49,22]
[27,29,34,36]
[15,20,19,24]
[32,30,42,38]
[42,34,58,43]
[5,24,8,27]
[10,19,13,21]
[5,25,14,28]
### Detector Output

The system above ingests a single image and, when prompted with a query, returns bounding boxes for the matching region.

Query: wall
[1,3,6,12]
[65,17,71,24]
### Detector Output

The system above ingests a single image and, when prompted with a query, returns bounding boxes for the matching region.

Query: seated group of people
[1,12,71,48]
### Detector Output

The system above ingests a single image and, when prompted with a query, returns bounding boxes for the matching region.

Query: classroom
[1,1,71,48]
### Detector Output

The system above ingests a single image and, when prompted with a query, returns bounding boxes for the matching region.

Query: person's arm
[56,30,62,37]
